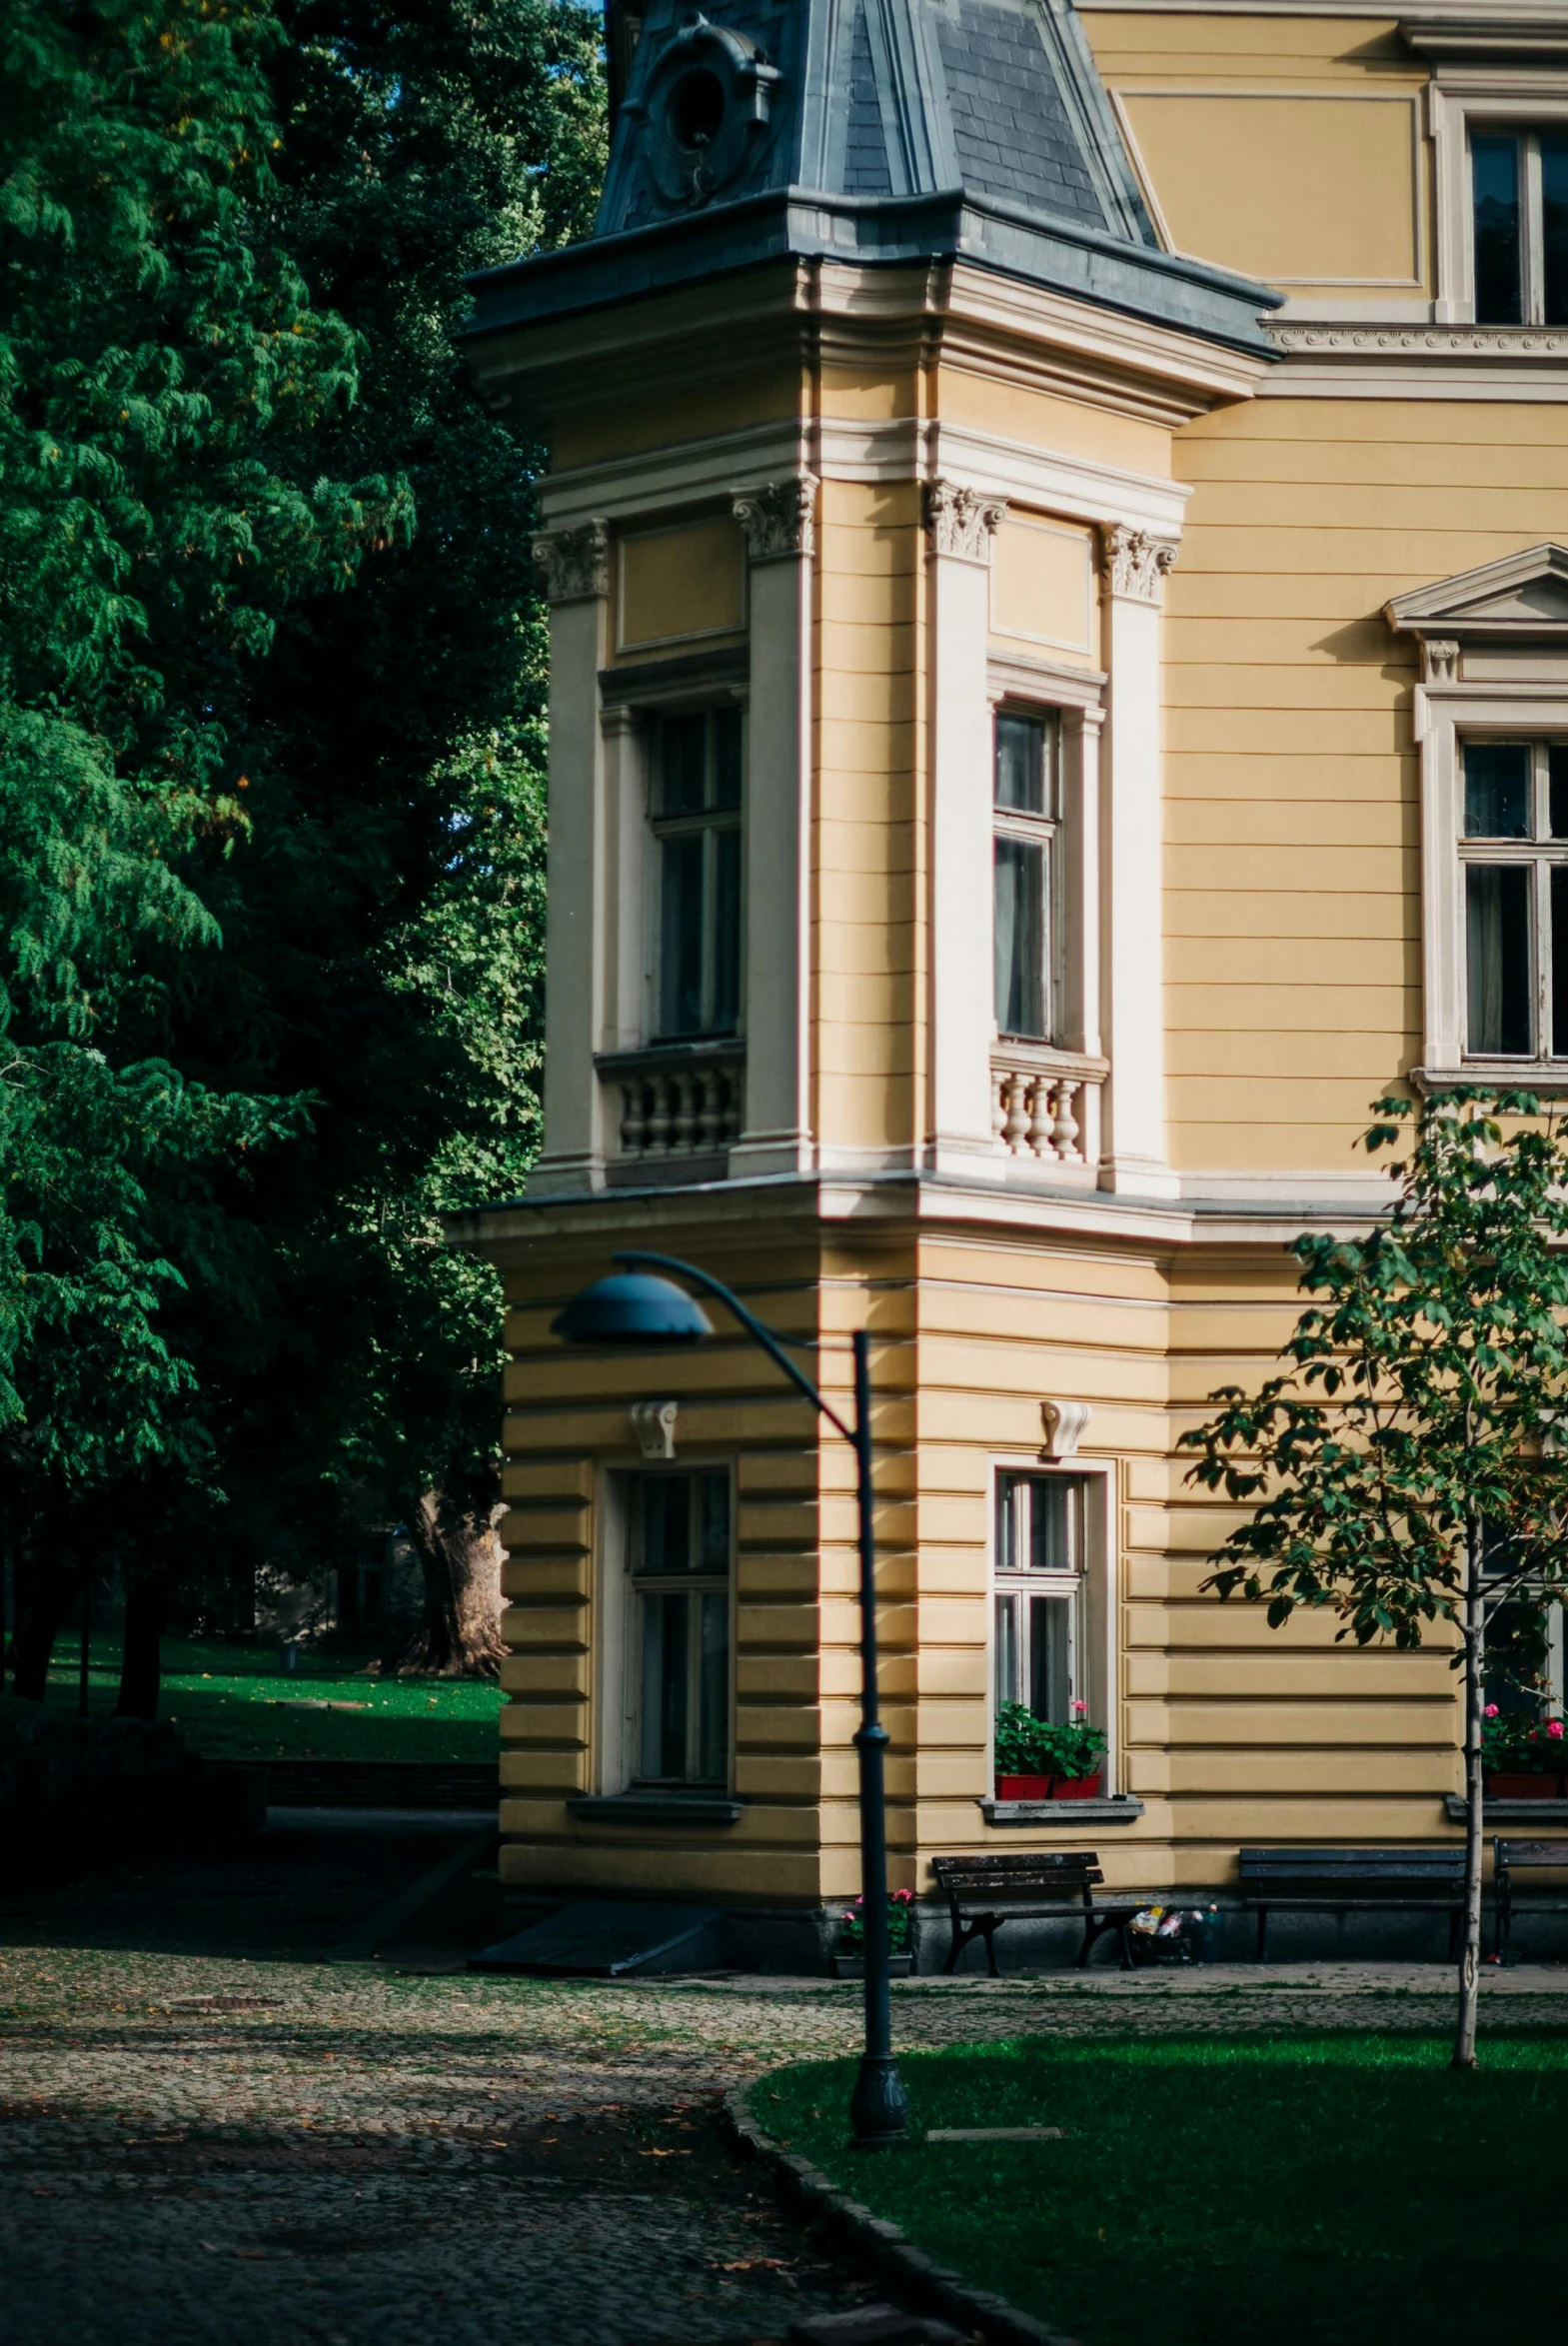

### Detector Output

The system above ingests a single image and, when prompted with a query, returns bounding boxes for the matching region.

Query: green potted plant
[1482,1706,1567,1798]
[993,1699,1107,1801]
[833,1887,915,1977]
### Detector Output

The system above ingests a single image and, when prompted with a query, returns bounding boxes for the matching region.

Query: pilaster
[529,520,611,1194]
[1097,524,1178,1198]
[730,476,817,1177]
[925,479,1008,1178]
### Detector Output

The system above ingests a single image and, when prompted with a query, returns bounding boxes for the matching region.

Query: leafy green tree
[0,0,406,1695]
[1182,1092,1568,2066]
[132,0,602,1676]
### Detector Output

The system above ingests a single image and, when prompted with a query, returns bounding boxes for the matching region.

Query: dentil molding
[923,478,1007,563]
[731,474,818,561]
[533,518,610,603]
[1097,523,1178,605]
[1269,324,1568,357]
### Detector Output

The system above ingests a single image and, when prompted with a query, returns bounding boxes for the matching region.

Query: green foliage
[1180,1091,1568,1649]
[1481,1706,1568,1773]
[0,0,403,1503]
[991,1700,1105,1779]
[836,1888,914,1953]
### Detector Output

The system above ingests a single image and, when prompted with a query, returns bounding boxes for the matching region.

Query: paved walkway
[4,1822,1567,2346]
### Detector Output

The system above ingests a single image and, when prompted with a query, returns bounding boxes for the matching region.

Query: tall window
[1472,129,1568,325]
[992,1472,1085,1721]
[1461,739,1568,1058]
[993,711,1059,1042]
[654,706,743,1038]
[630,1469,731,1785]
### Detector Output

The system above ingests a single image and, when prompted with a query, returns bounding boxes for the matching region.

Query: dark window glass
[994,835,1048,1038]
[1466,864,1532,1053]
[995,714,1046,814]
[640,1592,691,1778]
[712,826,742,1035]
[1544,135,1568,325]
[660,832,706,1035]
[1464,742,1531,838]
[1553,866,1568,1056]
[639,1475,691,1574]
[633,1471,731,1785]
[661,712,709,815]
[1027,1593,1072,1719]
[1473,133,1523,325]
[714,704,743,811]
[1548,745,1568,839]
[698,1471,730,1572]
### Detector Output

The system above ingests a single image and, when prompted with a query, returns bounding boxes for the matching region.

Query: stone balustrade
[597,1045,746,1165]
[990,1053,1106,1168]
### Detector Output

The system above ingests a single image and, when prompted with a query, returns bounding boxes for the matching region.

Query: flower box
[993,1771,1104,1803]
[1484,1771,1565,1799]
[832,1954,913,1979]
[1046,1772,1103,1802]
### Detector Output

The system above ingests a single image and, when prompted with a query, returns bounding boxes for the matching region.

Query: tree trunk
[1453,1519,1485,2069]
[115,1574,165,1720]
[383,1488,505,1677]
[9,1535,63,1702]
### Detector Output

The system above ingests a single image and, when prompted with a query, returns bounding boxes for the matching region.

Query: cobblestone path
[4,1825,1567,2346]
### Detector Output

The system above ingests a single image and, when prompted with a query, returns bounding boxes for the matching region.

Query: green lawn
[753,2032,1568,2346]
[42,1634,502,1761]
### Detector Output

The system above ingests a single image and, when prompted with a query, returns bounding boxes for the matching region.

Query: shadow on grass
[755,2032,1568,2346]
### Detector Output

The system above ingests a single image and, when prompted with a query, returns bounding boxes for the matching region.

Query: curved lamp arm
[613,1249,854,1445]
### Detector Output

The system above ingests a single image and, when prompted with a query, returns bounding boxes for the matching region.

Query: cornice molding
[533,519,609,603]
[731,473,818,561]
[1269,322,1568,357]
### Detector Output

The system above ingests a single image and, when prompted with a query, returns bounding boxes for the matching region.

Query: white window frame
[1416,686,1568,1089]
[992,706,1064,1047]
[986,1456,1117,1795]
[647,702,747,1045]
[1431,70,1568,324]
[596,1460,736,1797]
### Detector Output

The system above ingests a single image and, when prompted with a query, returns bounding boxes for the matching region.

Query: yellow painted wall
[990,513,1098,667]
[1080,12,1429,299]
[813,477,923,1161]
[615,516,748,656]
[491,1205,1464,1906]
[1166,398,1568,1172]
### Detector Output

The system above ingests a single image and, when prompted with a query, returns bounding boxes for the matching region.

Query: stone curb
[722,2086,1083,2346]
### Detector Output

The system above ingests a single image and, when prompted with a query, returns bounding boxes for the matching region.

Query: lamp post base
[848,2051,910,2149]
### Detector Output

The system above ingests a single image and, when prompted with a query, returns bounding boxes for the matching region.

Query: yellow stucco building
[451,2,1568,1966]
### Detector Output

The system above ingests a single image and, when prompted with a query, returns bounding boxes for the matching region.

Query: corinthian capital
[732,474,817,561]
[533,518,610,604]
[923,479,1006,563]
[1098,524,1178,605]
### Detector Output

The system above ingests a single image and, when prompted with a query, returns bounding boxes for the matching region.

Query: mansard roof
[1385,545,1568,638]
[465,0,1275,358]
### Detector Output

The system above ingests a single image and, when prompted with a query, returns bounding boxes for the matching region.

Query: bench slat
[1496,1839,1568,1867]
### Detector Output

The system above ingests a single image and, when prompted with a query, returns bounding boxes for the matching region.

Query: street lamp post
[553,1248,909,2150]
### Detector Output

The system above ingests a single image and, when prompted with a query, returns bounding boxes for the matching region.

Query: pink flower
[1071,1699,1088,1716]
[1484,1704,1500,1719]
[1550,1721,1565,1740]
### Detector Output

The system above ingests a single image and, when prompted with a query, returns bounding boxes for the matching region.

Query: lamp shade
[552,1271,713,1346]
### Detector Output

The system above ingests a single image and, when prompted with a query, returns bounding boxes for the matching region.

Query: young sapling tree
[1181,1091,1568,2066]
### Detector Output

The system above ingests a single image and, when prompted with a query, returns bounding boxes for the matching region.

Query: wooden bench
[1494,1838,1568,1964]
[1239,1846,1467,1962]
[931,1852,1141,1976]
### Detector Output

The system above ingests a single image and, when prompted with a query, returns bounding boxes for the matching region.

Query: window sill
[978,1795,1145,1827]
[567,1792,744,1828]
[1445,1794,1568,1825]
[1414,1064,1568,1097]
